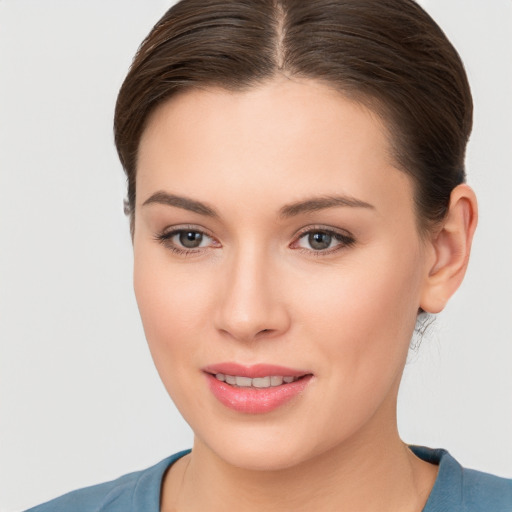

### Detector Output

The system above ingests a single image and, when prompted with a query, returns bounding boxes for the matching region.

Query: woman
[22,0,512,510]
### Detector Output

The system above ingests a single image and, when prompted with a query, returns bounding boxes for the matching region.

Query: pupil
[179,231,202,248]
[309,232,331,250]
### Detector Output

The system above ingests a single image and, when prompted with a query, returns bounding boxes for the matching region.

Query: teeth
[270,376,284,386]
[215,374,299,388]
[235,376,252,387]
[253,376,271,388]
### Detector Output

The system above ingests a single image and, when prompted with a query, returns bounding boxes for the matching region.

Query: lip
[203,362,308,378]
[202,363,313,414]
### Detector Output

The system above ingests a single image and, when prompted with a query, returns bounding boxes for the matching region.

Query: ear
[420,184,478,314]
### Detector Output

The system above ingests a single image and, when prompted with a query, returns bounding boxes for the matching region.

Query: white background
[1,1,511,511]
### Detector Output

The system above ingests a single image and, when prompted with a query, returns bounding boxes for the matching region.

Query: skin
[133,78,477,511]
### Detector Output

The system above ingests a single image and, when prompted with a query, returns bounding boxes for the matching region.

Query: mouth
[210,373,303,388]
[202,363,313,414]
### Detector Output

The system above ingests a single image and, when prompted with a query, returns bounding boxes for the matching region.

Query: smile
[214,374,300,388]
[203,363,313,414]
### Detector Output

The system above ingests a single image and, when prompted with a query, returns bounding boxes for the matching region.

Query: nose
[214,246,291,342]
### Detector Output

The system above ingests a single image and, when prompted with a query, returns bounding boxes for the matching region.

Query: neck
[163,413,437,512]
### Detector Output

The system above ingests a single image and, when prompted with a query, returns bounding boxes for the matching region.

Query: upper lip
[202,362,310,378]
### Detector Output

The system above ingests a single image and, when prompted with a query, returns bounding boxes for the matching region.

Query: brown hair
[114,0,472,235]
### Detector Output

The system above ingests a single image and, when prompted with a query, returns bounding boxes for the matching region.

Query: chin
[196,422,328,472]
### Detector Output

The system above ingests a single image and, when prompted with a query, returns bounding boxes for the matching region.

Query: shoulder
[24,450,190,512]
[461,466,512,511]
[24,471,141,512]
[411,446,512,512]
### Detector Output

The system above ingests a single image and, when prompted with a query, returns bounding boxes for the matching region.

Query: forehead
[136,78,412,215]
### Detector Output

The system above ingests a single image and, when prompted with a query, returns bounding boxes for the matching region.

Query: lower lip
[205,373,312,414]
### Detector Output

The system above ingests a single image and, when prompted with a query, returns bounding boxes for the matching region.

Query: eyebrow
[142,191,219,217]
[142,191,374,218]
[279,195,375,217]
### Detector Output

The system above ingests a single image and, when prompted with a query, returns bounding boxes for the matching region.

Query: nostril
[256,328,274,338]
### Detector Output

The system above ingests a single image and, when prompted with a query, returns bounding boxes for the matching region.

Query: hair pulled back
[114,0,472,235]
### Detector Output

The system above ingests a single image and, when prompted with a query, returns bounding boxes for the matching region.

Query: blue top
[25,446,512,511]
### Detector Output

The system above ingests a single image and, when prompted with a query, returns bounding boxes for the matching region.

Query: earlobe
[420,184,478,314]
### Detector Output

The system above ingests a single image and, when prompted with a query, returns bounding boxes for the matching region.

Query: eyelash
[291,226,356,256]
[154,225,219,256]
[154,226,356,256]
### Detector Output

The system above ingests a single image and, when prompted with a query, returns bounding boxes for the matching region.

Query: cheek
[294,243,423,377]
[133,245,214,383]
[284,247,424,440]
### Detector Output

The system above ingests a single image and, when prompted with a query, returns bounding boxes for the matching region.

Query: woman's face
[134,78,432,470]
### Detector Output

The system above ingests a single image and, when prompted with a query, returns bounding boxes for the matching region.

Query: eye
[304,231,334,250]
[293,228,355,253]
[155,227,219,254]
[174,230,209,249]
